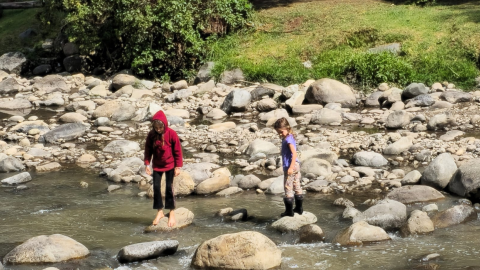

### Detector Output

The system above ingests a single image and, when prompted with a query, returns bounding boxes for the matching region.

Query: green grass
[209,0,480,90]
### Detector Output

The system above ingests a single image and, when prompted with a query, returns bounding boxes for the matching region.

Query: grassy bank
[208,0,480,90]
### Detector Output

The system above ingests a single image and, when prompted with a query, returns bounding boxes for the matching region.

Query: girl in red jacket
[144,110,183,227]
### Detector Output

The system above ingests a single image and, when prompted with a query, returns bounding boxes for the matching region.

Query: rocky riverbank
[2,58,480,269]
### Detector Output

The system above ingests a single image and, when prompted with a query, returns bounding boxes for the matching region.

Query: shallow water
[1,165,480,270]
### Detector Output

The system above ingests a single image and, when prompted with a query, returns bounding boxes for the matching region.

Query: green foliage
[406,0,436,6]
[60,0,252,79]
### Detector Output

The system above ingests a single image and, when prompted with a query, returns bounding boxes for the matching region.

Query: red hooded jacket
[144,110,183,171]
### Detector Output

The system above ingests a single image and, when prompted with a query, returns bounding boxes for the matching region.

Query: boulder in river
[305,78,356,107]
[103,140,140,156]
[353,151,388,167]
[40,123,86,143]
[238,174,261,189]
[145,207,194,232]
[191,231,281,270]
[182,162,219,185]
[400,210,434,236]
[353,199,407,230]
[0,154,24,172]
[245,139,279,157]
[1,172,31,185]
[448,158,480,200]
[386,185,445,204]
[0,52,27,75]
[432,205,476,229]
[421,153,457,189]
[92,100,136,121]
[195,168,231,195]
[220,89,251,114]
[3,234,89,264]
[0,99,32,110]
[333,221,390,246]
[117,240,178,263]
[271,212,317,232]
[160,170,195,196]
[298,224,325,243]
[385,110,411,129]
[301,158,332,178]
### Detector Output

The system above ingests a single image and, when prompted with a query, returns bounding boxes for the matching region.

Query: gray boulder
[306,78,356,107]
[265,176,284,194]
[92,100,136,121]
[333,221,390,246]
[0,154,25,172]
[103,140,140,156]
[305,180,331,192]
[400,210,434,236]
[441,91,472,104]
[32,75,69,93]
[32,64,52,76]
[353,151,388,167]
[386,185,444,204]
[421,153,457,189]
[0,77,21,94]
[10,120,49,134]
[245,139,279,157]
[401,170,422,185]
[449,158,480,200]
[271,212,317,232]
[385,110,411,129]
[63,55,82,73]
[238,174,261,189]
[301,158,332,177]
[432,205,476,229]
[402,83,428,98]
[40,123,86,143]
[310,108,342,125]
[353,199,407,229]
[0,99,32,110]
[112,74,137,90]
[407,94,434,107]
[117,240,178,263]
[298,224,325,243]
[0,52,27,74]
[1,172,31,185]
[220,89,252,113]
[37,92,64,106]
[383,137,412,155]
[365,91,383,107]
[427,113,456,130]
[194,62,214,84]
[220,68,244,84]
[182,162,219,184]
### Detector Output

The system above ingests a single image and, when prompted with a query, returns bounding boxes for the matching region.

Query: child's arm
[144,132,153,166]
[172,132,183,176]
[287,143,297,175]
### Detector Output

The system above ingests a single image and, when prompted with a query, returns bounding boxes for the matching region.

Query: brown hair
[151,119,165,147]
[274,117,295,138]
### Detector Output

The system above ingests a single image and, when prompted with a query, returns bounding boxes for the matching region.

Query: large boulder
[271,212,317,232]
[144,207,194,232]
[160,171,195,196]
[103,140,140,156]
[353,199,407,229]
[32,75,69,92]
[112,74,137,90]
[0,77,21,94]
[310,108,342,125]
[0,52,27,74]
[0,99,32,110]
[300,149,338,164]
[386,185,444,204]
[353,151,388,167]
[333,221,390,246]
[37,92,64,106]
[40,123,86,143]
[301,158,332,177]
[1,172,31,185]
[298,224,325,243]
[59,112,87,123]
[448,158,480,200]
[440,91,472,104]
[432,205,476,229]
[385,110,411,129]
[194,62,214,84]
[250,84,278,101]
[3,234,89,264]
[117,240,178,263]
[383,137,412,155]
[63,55,82,73]
[219,68,244,84]
[0,154,25,172]
[92,100,136,121]
[402,83,428,98]
[196,168,231,195]
[182,162,219,184]
[220,89,252,113]
[191,231,281,270]
[365,91,383,107]
[238,174,261,189]
[305,78,356,107]
[265,176,285,194]
[400,210,434,236]
[421,153,457,189]
[245,139,279,157]
[427,113,456,130]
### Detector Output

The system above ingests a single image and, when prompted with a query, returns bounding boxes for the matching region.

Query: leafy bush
[58,0,252,79]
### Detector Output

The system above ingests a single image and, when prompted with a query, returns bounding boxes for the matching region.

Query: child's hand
[145,166,152,176]
[174,167,180,177]
[287,167,293,175]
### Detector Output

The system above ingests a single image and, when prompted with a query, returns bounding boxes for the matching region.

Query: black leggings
[152,169,176,210]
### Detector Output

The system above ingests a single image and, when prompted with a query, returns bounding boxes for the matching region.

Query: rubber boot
[293,195,304,215]
[281,197,294,217]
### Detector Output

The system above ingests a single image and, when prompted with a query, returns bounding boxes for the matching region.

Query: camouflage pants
[284,162,302,198]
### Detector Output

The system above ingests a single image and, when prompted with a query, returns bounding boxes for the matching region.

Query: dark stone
[194,62,214,84]
[32,64,52,76]
[63,55,82,73]
[63,43,79,56]
[251,85,276,101]
[19,28,37,40]
[411,94,434,107]
[226,208,248,221]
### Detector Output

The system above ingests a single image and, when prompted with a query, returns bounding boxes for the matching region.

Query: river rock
[0,77,21,94]
[400,210,434,236]
[271,212,317,232]
[449,158,480,200]
[206,108,227,119]
[220,89,252,113]
[421,153,457,189]
[0,99,32,110]
[333,198,354,208]
[40,123,86,143]
[92,100,136,121]
[0,154,24,172]
[300,149,338,164]
[365,91,383,107]
[305,179,330,192]
[353,199,407,229]
[161,171,195,196]
[383,137,412,155]
[108,157,143,182]
[196,168,231,194]
[432,205,476,229]
[32,64,52,76]
[112,74,137,90]
[266,175,286,194]
[403,83,428,98]
[36,162,61,172]
[353,151,388,167]
[27,148,52,158]
[191,231,281,269]
[285,91,305,110]
[103,140,140,156]
[298,224,325,243]
[0,52,27,75]
[195,62,214,83]
[333,221,390,246]
[246,139,279,157]
[427,113,456,130]
[408,94,435,107]
[117,240,178,263]
[59,112,87,123]
[77,154,96,163]
[145,207,194,232]
[209,122,236,132]
[441,91,472,104]
[182,162,219,184]
[37,92,64,106]
[1,172,31,185]
[32,75,69,93]
[257,98,278,112]
[310,108,342,125]
[164,109,189,119]
[386,185,444,204]
[219,68,244,84]
[171,80,188,90]
[238,174,261,189]
[292,104,323,114]
[401,170,421,185]
[385,110,411,129]
[10,120,49,134]
[216,187,243,196]
[301,158,332,177]
[3,234,89,264]
[305,78,356,107]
